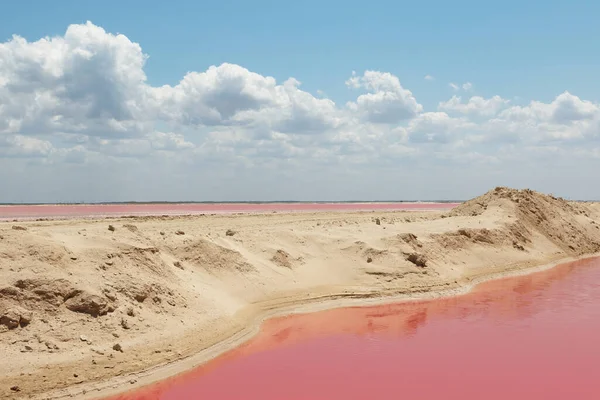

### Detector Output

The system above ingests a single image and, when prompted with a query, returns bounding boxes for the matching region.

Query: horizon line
[0,200,465,206]
[1,199,598,206]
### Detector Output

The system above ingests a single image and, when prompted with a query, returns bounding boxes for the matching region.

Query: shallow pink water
[0,202,457,220]
[107,257,600,400]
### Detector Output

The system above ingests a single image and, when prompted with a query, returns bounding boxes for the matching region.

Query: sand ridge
[1,187,600,399]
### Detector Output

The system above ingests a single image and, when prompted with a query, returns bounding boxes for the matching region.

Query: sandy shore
[2,187,600,399]
[0,202,457,221]
[84,253,600,400]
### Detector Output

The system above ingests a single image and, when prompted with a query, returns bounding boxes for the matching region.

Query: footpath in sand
[1,187,600,399]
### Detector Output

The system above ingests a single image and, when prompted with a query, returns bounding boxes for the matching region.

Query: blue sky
[1,0,599,201]
[3,0,599,107]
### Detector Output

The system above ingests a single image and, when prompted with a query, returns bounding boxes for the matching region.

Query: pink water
[0,203,457,220]
[107,257,600,400]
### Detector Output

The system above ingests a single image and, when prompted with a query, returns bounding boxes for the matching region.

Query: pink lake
[106,257,600,400]
[0,202,457,220]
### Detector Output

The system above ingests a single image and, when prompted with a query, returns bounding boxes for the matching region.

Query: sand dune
[1,187,600,399]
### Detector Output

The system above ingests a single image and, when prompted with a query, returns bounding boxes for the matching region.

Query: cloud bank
[1,22,599,201]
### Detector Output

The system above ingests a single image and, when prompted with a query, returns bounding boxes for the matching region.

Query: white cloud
[500,92,599,124]
[0,22,149,139]
[408,112,476,143]
[438,95,510,117]
[0,135,54,157]
[149,63,277,125]
[148,132,194,151]
[488,92,600,141]
[345,70,423,123]
[424,75,434,81]
[1,22,599,201]
[449,82,473,92]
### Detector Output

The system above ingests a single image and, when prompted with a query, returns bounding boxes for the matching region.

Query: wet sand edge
[40,252,600,400]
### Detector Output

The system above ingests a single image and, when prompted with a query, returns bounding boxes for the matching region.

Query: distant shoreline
[0,200,464,206]
[0,202,458,221]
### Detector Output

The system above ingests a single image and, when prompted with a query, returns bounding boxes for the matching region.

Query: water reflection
[237,257,595,351]
[110,257,600,400]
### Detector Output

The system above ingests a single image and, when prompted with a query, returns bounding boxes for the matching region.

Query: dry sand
[2,187,600,399]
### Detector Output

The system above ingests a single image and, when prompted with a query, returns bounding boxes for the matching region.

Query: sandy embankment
[1,187,600,399]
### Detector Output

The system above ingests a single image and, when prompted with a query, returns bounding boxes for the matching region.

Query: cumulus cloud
[408,112,476,143]
[145,64,344,137]
[438,95,510,117]
[150,63,276,125]
[499,92,599,124]
[480,92,600,142]
[0,22,148,139]
[346,70,423,123]
[1,21,599,201]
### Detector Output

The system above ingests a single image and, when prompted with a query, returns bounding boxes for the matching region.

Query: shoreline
[0,208,445,222]
[0,202,457,222]
[4,187,599,400]
[41,252,600,400]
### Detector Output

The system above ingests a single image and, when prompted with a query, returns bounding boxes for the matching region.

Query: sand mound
[432,222,532,253]
[114,280,186,309]
[449,187,600,255]
[451,187,585,217]
[110,246,172,277]
[170,238,254,273]
[1,278,116,317]
[1,240,71,266]
[343,241,388,257]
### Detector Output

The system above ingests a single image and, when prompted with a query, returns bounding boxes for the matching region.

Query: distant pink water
[0,202,457,220]
[108,257,600,400]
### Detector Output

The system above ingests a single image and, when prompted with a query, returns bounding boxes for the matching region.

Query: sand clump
[270,249,304,269]
[122,224,138,233]
[406,253,428,268]
[0,187,599,399]
[170,238,254,273]
[271,249,293,268]
[64,292,114,317]
[0,305,32,330]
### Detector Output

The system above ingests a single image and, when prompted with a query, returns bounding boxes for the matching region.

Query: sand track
[1,187,600,399]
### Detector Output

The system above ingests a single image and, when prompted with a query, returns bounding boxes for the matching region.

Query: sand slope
[1,187,600,399]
